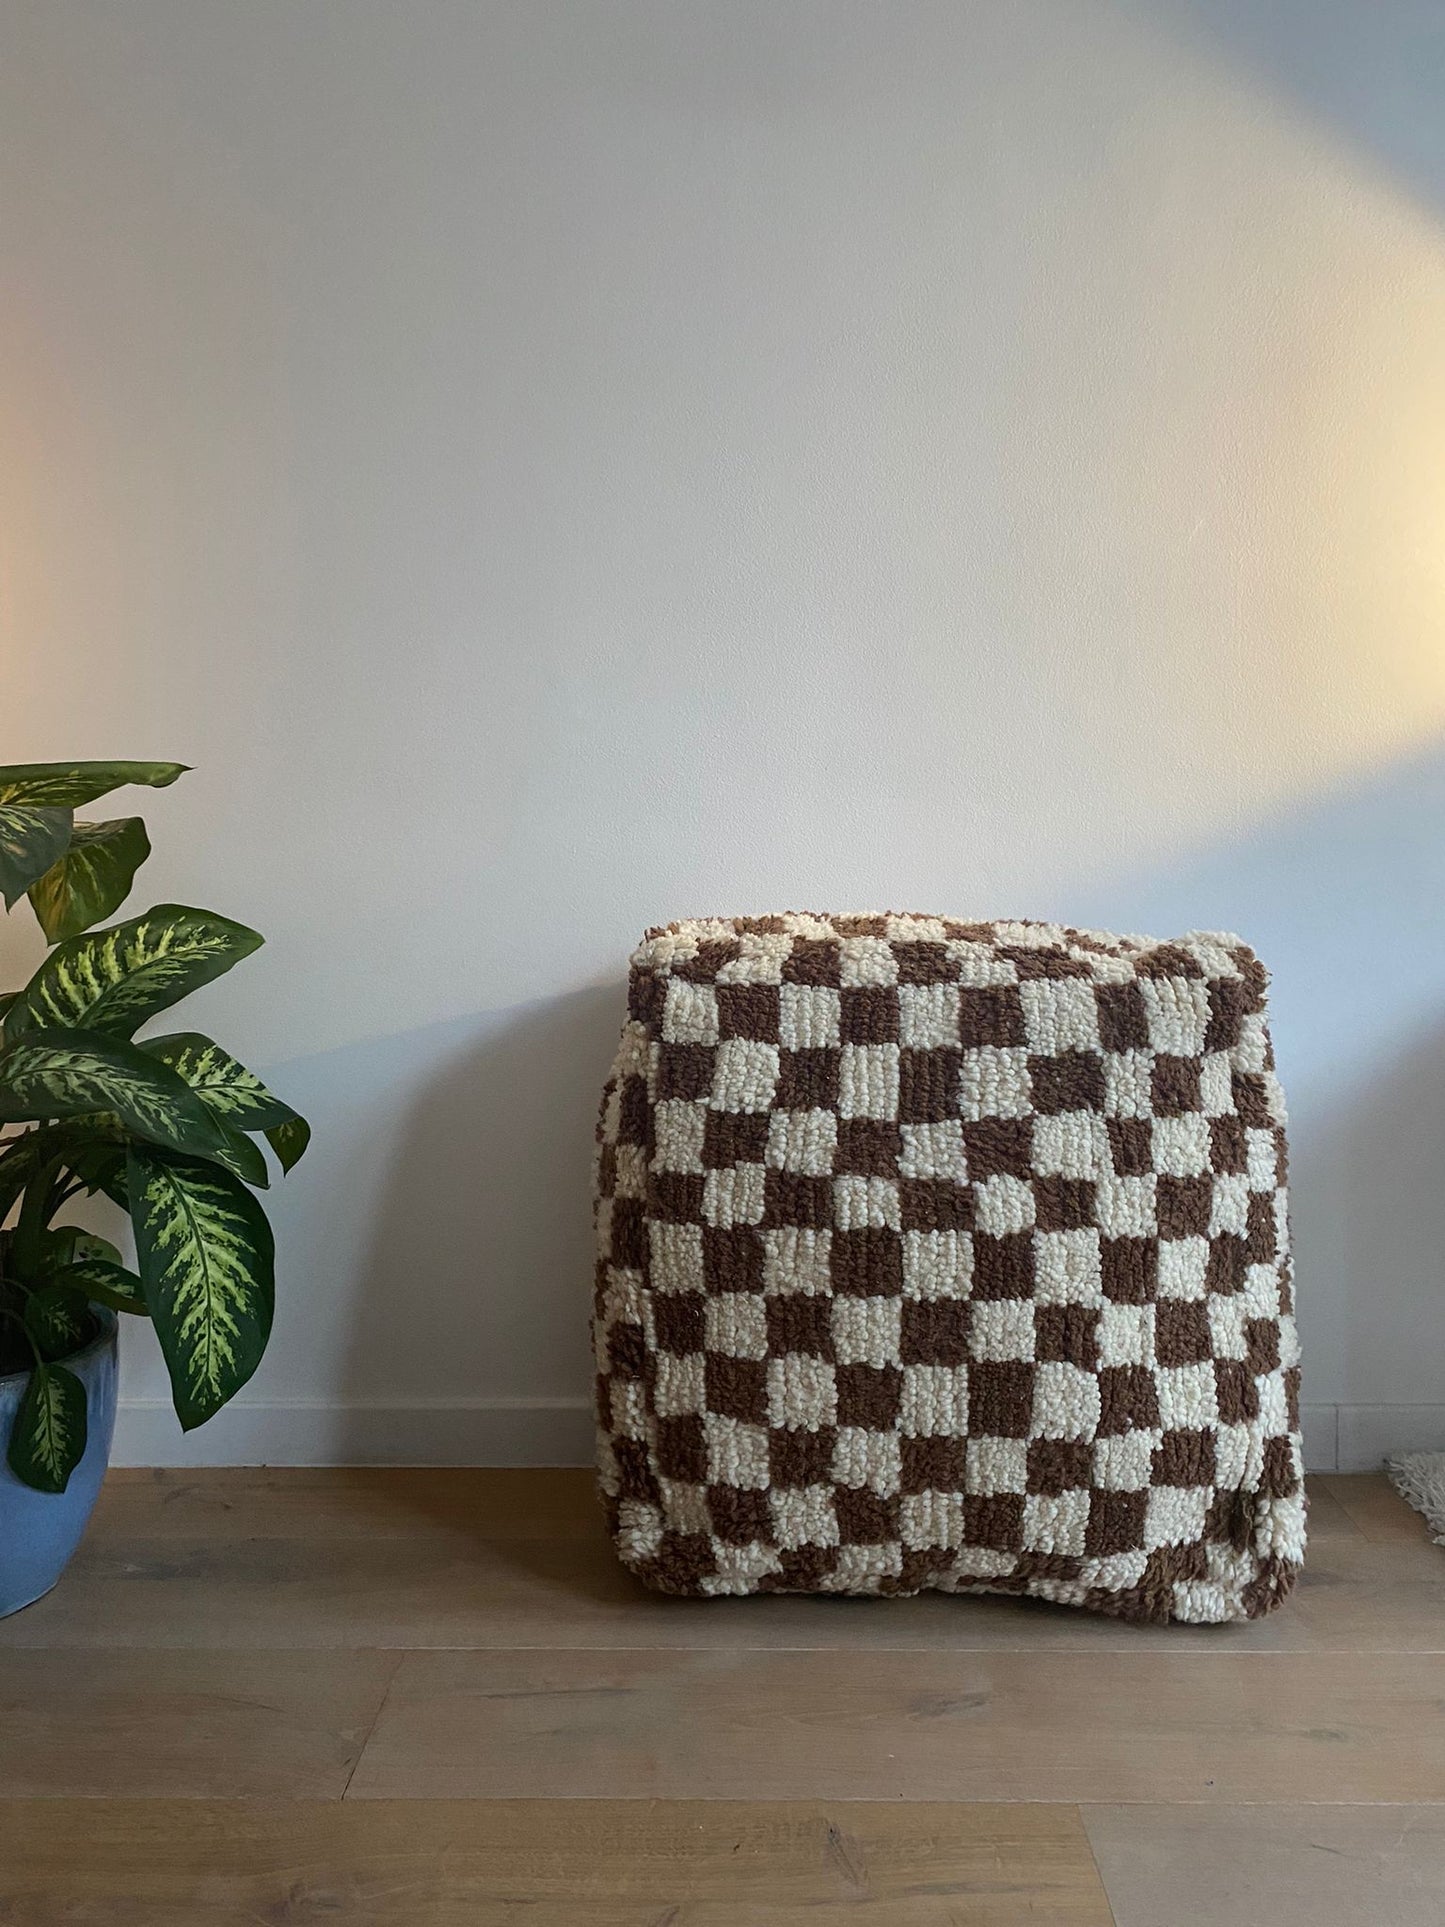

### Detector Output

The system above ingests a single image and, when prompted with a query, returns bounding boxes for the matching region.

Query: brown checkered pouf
[592,915,1304,1623]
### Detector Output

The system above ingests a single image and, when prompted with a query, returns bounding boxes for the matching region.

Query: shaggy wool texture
[592,914,1305,1623]
[1387,1453,1445,1544]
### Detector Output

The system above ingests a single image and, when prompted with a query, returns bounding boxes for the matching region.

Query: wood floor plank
[92,1466,605,1542]
[0,1649,398,1798]
[6,1521,1438,1654]
[84,1469,1390,1546]
[1281,1535,1445,1652]
[0,1799,1114,1925]
[1321,1475,1431,1544]
[1085,1804,1445,1927]
[346,1647,1445,1804]
[1304,1476,1364,1540]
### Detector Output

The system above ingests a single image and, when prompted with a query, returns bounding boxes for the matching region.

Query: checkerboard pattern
[593,915,1305,1623]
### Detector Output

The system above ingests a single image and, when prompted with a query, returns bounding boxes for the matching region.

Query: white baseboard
[1334,1404,1445,1473]
[112,1396,1445,1475]
[112,1396,596,1467]
[1299,1403,1445,1473]
[1300,1404,1338,1473]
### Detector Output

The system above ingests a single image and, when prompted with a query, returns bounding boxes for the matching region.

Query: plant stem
[11,1155,63,1281]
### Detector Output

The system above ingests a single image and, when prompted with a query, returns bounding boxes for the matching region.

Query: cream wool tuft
[1387,1452,1445,1543]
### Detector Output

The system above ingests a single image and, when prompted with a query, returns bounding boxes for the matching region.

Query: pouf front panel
[593,915,1304,1624]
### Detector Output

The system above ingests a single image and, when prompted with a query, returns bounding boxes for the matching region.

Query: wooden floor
[1,1470,1441,1923]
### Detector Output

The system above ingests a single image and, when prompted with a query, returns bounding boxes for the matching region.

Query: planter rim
[0,1303,118,1391]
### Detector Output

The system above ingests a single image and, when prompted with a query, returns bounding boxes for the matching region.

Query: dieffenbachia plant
[0,761,309,1491]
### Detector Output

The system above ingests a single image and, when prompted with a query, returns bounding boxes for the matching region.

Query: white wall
[3,1,1444,1470]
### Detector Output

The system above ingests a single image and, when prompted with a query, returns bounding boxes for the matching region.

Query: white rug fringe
[1386,1451,1445,1545]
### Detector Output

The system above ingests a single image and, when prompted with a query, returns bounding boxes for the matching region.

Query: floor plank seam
[1077,1809,1122,1927]
[300,1641,1445,1658]
[339,1651,406,1802]
[5,1793,1445,1807]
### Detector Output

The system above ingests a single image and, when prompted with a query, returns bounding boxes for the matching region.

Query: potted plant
[0,760,309,1614]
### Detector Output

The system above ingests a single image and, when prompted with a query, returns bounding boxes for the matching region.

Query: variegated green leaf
[265,1114,311,1175]
[23,1286,90,1360]
[0,1029,229,1158]
[50,1256,148,1317]
[6,904,263,1041]
[134,1037,281,1187]
[66,1230,123,1267]
[0,804,72,909]
[7,1362,87,1492]
[62,1140,130,1207]
[35,1224,88,1275]
[208,1118,269,1190]
[0,1122,129,1222]
[0,761,188,807]
[141,1033,299,1133]
[126,1148,274,1429]
[28,817,151,943]
[0,1127,55,1221]
[0,1121,103,1222]
[35,1224,123,1277]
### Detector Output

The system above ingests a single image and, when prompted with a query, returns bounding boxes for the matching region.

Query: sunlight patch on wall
[954,3,1445,904]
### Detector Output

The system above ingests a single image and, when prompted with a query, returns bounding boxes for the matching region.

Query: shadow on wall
[252,741,1445,1466]
[1067,736,1445,1427]
[340,981,624,1455]
[257,981,625,1459]
[1168,0,1445,220]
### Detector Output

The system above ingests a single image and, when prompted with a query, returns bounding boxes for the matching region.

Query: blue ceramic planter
[0,1309,117,1618]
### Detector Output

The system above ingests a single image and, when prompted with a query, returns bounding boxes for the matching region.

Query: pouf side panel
[591,916,1306,1623]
